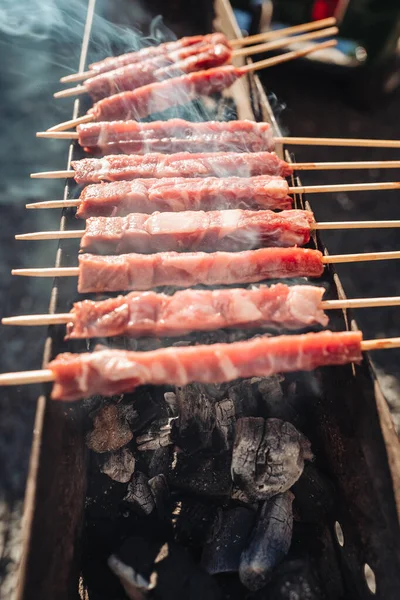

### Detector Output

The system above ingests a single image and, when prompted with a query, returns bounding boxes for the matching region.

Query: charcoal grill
[15,1,400,599]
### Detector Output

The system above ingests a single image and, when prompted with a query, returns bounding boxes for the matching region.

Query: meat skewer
[38,121,400,151]
[25,179,400,215]
[60,17,336,83]
[27,175,293,216]
[37,118,400,154]
[11,248,400,293]
[1,331,400,402]
[31,152,294,182]
[30,153,400,184]
[4,286,400,340]
[55,27,337,100]
[16,210,400,255]
[49,40,337,131]
[39,119,276,155]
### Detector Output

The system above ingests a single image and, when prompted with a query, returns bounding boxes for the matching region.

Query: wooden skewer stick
[47,114,93,133]
[26,200,79,209]
[228,17,337,48]
[14,220,400,241]
[277,136,400,148]
[36,129,400,149]
[59,17,337,84]
[37,131,79,139]
[4,336,400,387]
[10,250,400,278]
[55,27,339,99]
[49,40,337,132]
[232,26,338,58]
[241,39,337,73]
[3,295,400,327]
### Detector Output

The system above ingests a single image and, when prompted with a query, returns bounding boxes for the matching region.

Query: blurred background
[0,0,399,595]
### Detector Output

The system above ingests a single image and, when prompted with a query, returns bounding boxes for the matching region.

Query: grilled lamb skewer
[28,175,292,216]
[3,331,400,400]
[13,248,400,292]
[39,119,275,155]
[18,209,314,254]
[40,330,364,400]
[32,152,292,184]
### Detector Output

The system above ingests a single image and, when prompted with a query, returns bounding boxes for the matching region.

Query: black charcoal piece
[136,417,175,451]
[201,506,255,574]
[148,446,172,479]
[174,497,219,547]
[86,403,133,453]
[231,418,312,502]
[175,385,215,453]
[148,474,169,519]
[124,472,155,515]
[239,491,294,591]
[100,447,136,483]
[214,397,236,449]
[169,451,232,498]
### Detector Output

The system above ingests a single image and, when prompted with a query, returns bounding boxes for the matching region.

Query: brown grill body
[16,1,400,599]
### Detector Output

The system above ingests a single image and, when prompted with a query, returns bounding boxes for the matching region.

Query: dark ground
[0,29,400,600]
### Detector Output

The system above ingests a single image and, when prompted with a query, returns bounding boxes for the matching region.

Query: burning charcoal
[127,389,166,433]
[175,385,215,453]
[148,474,169,519]
[108,553,156,600]
[266,558,323,600]
[231,418,312,502]
[101,447,136,483]
[124,472,155,515]
[201,507,255,574]
[136,418,175,451]
[110,537,222,600]
[174,498,219,548]
[214,397,235,449]
[169,451,232,498]
[86,403,133,453]
[239,492,294,591]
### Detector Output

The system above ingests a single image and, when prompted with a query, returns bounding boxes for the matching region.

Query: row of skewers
[2,18,400,402]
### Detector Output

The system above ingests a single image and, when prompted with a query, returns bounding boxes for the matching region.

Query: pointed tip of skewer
[36,131,79,139]
[54,86,86,99]
[60,70,91,83]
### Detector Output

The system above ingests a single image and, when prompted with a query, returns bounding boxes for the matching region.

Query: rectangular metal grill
[16,1,400,599]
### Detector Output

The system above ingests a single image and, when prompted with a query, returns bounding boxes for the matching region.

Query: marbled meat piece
[76,175,291,219]
[86,43,231,101]
[89,66,245,120]
[77,247,325,293]
[48,330,363,401]
[80,209,314,254]
[66,284,329,339]
[88,33,229,75]
[71,152,292,184]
